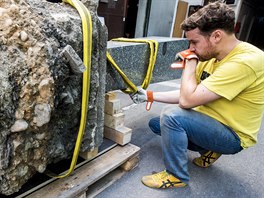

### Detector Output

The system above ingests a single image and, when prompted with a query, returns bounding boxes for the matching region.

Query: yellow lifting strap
[106,38,159,94]
[49,0,92,178]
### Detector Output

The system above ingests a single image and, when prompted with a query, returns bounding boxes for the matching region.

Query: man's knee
[160,106,196,131]
[161,106,184,123]
[148,117,161,135]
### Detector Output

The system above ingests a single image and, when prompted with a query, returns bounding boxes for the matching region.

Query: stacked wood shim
[104,92,132,145]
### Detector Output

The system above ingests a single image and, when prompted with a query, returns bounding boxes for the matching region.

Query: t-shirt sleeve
[201,62,256,100]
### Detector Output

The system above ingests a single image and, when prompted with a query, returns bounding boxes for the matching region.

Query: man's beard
[197,50,218,62]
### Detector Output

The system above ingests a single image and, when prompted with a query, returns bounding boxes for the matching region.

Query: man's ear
[210,30,222,43]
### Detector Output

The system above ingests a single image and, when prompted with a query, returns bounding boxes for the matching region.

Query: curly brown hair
[181,1,235,35]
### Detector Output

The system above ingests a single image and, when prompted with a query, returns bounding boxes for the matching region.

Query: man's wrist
[147,90,154,102]
[185,59,198,67]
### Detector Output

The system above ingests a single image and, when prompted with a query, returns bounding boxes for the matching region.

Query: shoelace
[152,171,169,181]
[202,151,216,165]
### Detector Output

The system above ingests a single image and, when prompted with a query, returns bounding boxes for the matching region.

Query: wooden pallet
[25,143,140,198]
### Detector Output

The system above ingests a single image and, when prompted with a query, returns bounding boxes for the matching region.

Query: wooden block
[104,99,121,115]
[105,92,117,101]
[121,154,139,171]
[104,112,125,129]
[104,126,132,145]
[79,147,98,160]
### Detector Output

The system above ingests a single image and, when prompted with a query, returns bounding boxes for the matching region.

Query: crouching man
[130,1,264,188]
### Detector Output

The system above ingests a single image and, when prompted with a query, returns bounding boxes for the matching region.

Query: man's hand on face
[171,49,198,69]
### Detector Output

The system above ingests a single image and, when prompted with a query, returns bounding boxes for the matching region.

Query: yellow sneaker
[141,170,186,189]
[193,151,222,168]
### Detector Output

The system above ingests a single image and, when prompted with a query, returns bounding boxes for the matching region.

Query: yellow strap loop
[106,51,138,93]
[107,38,158,94]
[50,0,92,178]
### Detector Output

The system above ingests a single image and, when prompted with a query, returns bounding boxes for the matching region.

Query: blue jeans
[149,106,243,184]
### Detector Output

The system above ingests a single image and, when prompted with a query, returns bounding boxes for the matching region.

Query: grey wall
[135,0,148,37]
[135,0,178,38]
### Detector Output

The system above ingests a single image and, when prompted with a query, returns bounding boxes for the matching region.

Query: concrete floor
[96,80,264,198]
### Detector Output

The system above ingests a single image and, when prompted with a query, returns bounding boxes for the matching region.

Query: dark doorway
[247,0,264,49]
[98,0,139,40]
[124,0,139,38]
[248,17,264,49]
[237,0,264,50]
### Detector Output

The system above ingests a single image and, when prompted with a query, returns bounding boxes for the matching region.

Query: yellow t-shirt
[195,42,264,149]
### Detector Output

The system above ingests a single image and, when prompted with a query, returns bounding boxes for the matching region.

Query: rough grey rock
[0,0,107,195]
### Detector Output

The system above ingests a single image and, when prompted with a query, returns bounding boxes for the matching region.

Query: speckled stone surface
[106,37,189,91]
